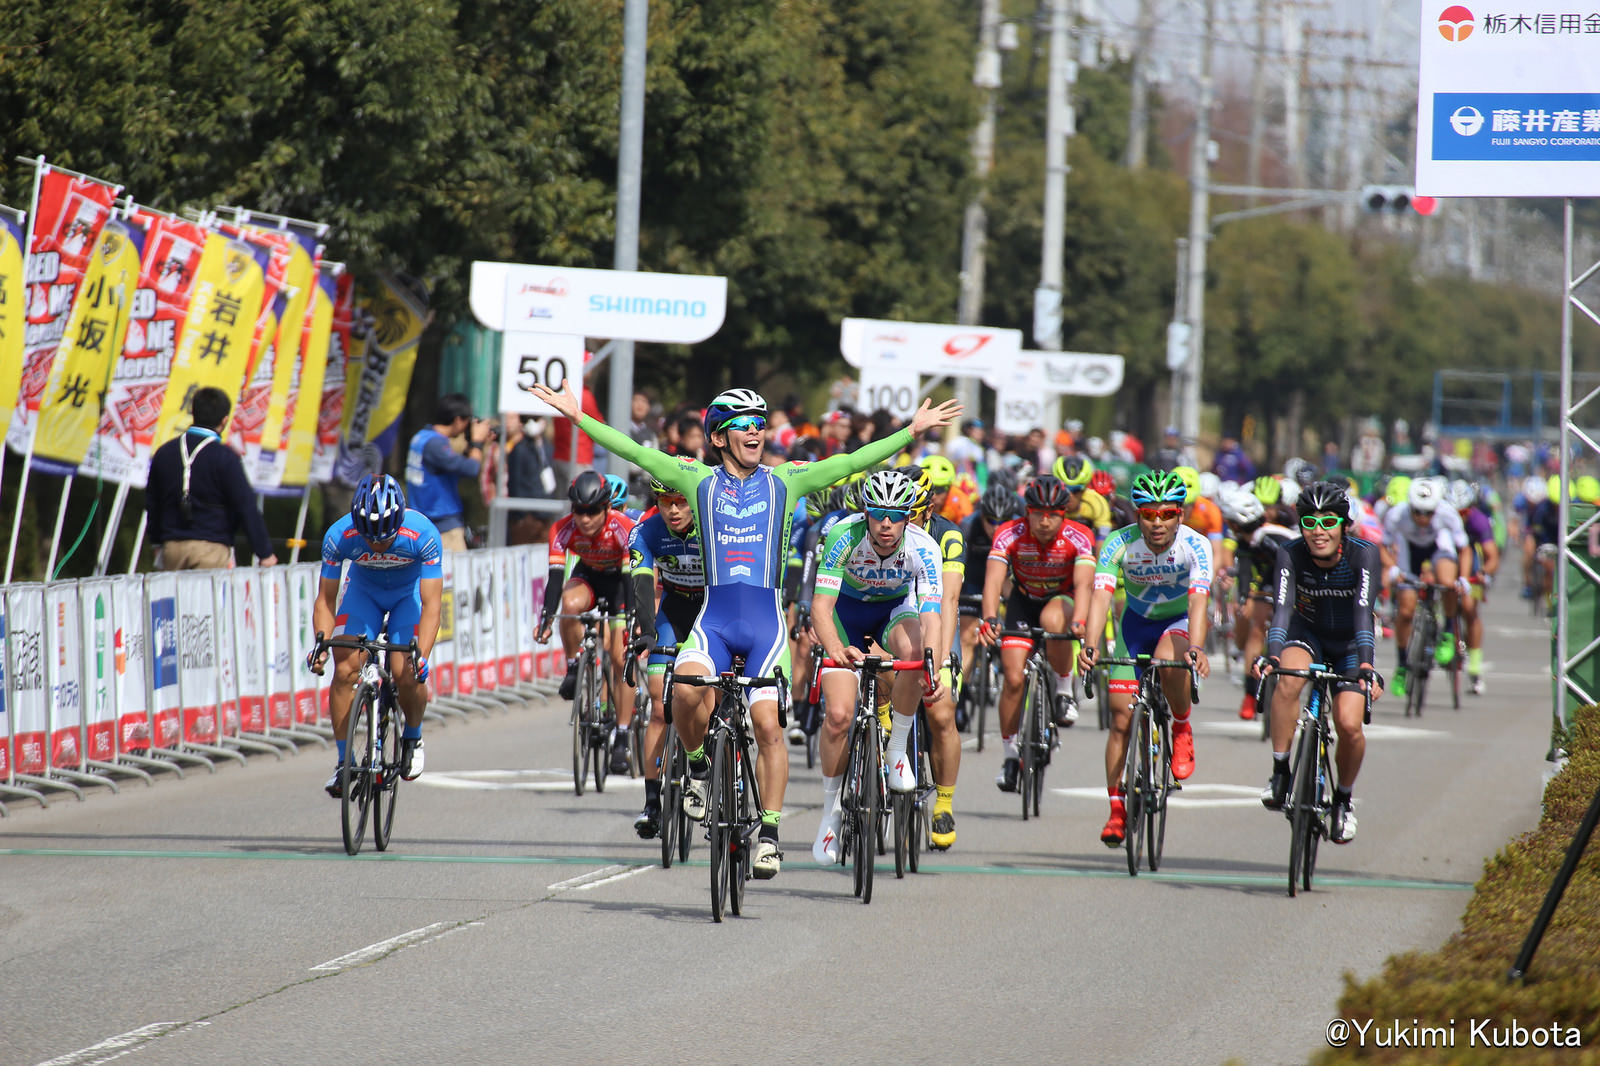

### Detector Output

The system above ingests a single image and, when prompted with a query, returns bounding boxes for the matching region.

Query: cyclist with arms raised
[309,475,443,794]
[1078,470,1213,848]
[979,476,1096,790]
[531,380,961,879]
[1256,481,1383,845]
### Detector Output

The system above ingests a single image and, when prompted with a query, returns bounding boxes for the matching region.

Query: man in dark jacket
[146,387,277,570]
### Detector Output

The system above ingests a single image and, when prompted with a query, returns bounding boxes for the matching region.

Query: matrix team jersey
[988,517,1096,600]
[578,414,914,588]
[1266,536,1382,662]
[627,512,705,600]
[320,510,443,590]
[1383,502,1466,557]
[549,510,636,573]
[1094,524,1213,620]
[815,514,942,612]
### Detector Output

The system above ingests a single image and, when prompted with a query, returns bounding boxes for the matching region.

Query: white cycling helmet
[859,469,920,512]
[1408,477,1443,514]
[1524,475,1549,504]
[1198,471,1222,501]
[1279,479,1301,508]
[1443,479,1477,511]
[1220,487,1265,527]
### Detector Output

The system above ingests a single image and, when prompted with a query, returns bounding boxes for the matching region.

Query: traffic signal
[1361,185,1436,215]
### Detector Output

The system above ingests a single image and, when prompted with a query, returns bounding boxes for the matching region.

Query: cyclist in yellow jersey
[1052,454,1114,542]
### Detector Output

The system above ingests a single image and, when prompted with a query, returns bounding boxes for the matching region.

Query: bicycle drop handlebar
[1089,654,1201,704]
[819,649,937,695]
[312,631,420,661]
[1264,664,1375,725]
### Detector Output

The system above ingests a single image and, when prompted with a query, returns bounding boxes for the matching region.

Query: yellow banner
[282,268,334,485]
[153,233,267,449]
[0,211,25,432]
[34,219,145,469]
[258,236,313,459]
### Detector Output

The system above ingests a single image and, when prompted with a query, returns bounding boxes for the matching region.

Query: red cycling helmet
[1089,470,1115,498]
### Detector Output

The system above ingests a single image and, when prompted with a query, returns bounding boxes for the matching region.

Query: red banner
[310,271,354,482]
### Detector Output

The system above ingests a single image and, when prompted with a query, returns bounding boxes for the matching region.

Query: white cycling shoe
[886,749,918,793]
[813,808,843,865]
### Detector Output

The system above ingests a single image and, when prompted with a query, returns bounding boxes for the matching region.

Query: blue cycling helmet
[604,473,629,509]
[350,474,406,540]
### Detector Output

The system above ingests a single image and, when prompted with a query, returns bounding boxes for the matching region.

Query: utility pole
[1126,0,1156,170]
[1037,0,1074,354]
[957,0,1005,420]
[609,0,647,430]
[1179,0,1215,444]
[1246,0,1272,201]
[1281,2,1307,187]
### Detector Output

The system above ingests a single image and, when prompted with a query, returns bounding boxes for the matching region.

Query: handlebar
[819,649,938,696]
[624,642,680,687]
[1264,663,1376,724]
[1089,654,1200,704]
[676,667,788,691]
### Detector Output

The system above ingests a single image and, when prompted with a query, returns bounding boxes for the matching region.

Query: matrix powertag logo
[1438,5,1475,40]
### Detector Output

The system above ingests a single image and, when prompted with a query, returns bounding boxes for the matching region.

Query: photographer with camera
[405,393,494,552]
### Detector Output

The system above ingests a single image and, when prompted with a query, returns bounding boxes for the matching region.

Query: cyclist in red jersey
[978,476,1095,790]
[537,472,637,733]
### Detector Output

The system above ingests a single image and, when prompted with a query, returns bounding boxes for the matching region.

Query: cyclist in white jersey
[807,470,946,865]
[1380,477,1471,698]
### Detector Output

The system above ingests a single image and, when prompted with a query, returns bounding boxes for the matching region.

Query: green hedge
[1316,705,1600,1064]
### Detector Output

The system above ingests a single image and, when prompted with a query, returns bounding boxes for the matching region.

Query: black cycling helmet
[1023,474,1073,511]
[1297,480,1351,523]
[567,470,610,509]
[980,485,1022,523]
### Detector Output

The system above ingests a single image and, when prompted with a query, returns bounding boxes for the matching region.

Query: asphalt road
[1,583,1559,1066]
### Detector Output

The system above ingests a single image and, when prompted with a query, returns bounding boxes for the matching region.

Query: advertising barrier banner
[5,585,47,775]
[146,571,182,749]
[516,549,537,682]
[45,583,83,770]
[175,571,219,745]
[231,569,267,733]
[495,550,517,687]
[453,552,477,697]
[113,575,150,753]
[265,568,294,729]
[211,569,240,737]
[288,563,321,723]
[80,578,117,762]
[434,552,457,698]
[0,593,7,778]
[473,553,498,694]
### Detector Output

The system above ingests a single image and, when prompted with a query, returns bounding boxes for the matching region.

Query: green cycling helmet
[1130,470,1188,507]
[1253,475,1283,506]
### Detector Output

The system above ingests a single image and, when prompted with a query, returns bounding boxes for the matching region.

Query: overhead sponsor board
[839,318,1022,378]
[983,350,1125,398]
[471,261,727,344]
[1417,2,1600,195]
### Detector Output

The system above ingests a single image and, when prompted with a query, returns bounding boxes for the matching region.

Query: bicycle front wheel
[1148,713,1171,872]
[1287,721,1320,897]
[1122,702,1147,876]
[1302,735,1331,892]
[1018,671,1041,821]
[372,701,401,852]
[592,659,610,794]
[975,654,991,752]
[572,655,592,796]
[707,729,732,923]
[859,728,879,904]
[341,684,376,855]
[660,729,683,869]
[724,734,746,918]
[893,792,912,879]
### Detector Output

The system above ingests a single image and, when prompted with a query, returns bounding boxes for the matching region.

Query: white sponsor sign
[840,318,1022,378]
[1417,2,1600,196]
[856,366,922,421]
[146,572,182,749]
[211,571,240,738]
[46,583,84,770]
[79,579,118,762]
[231,570,268,733]
[175,571,219,746]
[112,576,150,753]
[983,351,1125,398]
[288,564,322,724]
[5,585,48,775]
[470,261,727,343]
[498,332,585,417]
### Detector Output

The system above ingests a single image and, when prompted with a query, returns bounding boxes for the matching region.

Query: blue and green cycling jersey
[576,414,914,589]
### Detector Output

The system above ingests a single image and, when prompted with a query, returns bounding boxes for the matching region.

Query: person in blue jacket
[405,393,493,552]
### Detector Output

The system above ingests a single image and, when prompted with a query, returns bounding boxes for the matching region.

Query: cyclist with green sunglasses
[1253,480,1384,846]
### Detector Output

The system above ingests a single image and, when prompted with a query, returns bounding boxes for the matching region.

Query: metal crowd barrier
[0,545,566,814]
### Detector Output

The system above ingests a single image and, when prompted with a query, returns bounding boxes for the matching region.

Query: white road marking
[1493,626,1551,639]
[1052,783,1268,809]
[415,769,645,792]
[548,864,633,892]
[34,1022,208,1066]
[571,864,655,891]
[1196,720,1445,740]
[310,920,480,973]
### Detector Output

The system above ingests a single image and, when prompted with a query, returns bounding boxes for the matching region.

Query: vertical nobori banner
[150,232,268,450]
[331,272,429,486]
[265,568,295,730]
[32,218,147,473]
[80,578,118,763]
[4,584,48,776]
[0,207,28,438]
[211,569,239,738]
[282,262,336,486]
[145,571,181,750]
[310,271,354,484]
[76,211,210,488]
[111,575,150,754]
[218,224,290,476]
[0,592,7,778]
[5,167,120,456]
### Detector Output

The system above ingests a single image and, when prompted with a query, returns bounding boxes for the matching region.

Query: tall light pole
[609,0,647,430]
[1036,0,1074,354]
[956,0,1008,420]
[1179,0,1215,443]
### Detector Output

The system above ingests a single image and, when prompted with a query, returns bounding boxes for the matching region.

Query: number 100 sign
[498,332,585,416]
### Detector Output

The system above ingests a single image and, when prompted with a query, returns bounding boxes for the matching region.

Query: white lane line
[34,1022,208,1066]
[548,864,631,892]
[1197,720,1445,739]
[1052,783,1267,809]
[416,772,645,792]
[309,920,480,973]
[572,864,656,892]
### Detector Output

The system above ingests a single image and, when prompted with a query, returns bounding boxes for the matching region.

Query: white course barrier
[0,544,565,813]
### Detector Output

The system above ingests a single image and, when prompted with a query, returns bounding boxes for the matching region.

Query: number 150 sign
[498,332,585,416]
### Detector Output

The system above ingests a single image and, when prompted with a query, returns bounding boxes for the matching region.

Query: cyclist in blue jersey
[532,380,961,880]
[309,475,444,796]
[626,477,705,839]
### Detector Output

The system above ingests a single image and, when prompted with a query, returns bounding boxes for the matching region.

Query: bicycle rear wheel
[1302,735,1331,892]
[592,661,611,794]
[660,730,683,869]
[1123,702,1147,876]
[1019,671,1040,821]
[707,729,732,922]
[1287,721,1320,897]
[726,738,747,917]
[372,700,401,852]
[1148,711,1171,872]
[975,652,991,752]
[341,684,376,856]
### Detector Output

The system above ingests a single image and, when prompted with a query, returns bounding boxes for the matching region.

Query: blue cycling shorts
[676,584,791,703]
[336,578,423,644]
[832,593,918,655]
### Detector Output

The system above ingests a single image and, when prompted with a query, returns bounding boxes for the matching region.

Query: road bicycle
[625,643,691,868]
[559,610,622,795]
[999,626,1076,820]
[1268,664,1372,897]
[311,632,418,856]
[1398,579,1460,717]
[676,660,788,922]
[958,595,1000,749]
[792,621,825,770]
[1091,653,1198,876]
[820,652,934,904]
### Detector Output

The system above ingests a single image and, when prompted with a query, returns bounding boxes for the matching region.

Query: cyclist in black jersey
[957,485,1022,704]
[1255,481,1384,845]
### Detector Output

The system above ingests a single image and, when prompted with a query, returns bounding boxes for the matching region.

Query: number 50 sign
[498,332,585,416]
